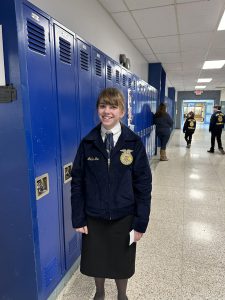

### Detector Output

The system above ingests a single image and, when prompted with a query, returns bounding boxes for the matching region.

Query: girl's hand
[75,226,88,234]
[134,231,143,242]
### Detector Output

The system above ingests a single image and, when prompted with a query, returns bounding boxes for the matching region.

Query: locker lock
[0,84,17,103]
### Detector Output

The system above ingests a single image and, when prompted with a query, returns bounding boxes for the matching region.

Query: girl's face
[98,103,125,130]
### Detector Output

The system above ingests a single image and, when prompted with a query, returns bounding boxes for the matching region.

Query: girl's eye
[99,104,106,109]
[111,106,118,109]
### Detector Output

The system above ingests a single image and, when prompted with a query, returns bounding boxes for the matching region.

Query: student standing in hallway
[207,105,225,154]
[183,111,196,148]
[154,103,173,161]
[71,88,152,300]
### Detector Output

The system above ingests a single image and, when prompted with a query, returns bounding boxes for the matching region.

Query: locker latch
[0,84,17,103]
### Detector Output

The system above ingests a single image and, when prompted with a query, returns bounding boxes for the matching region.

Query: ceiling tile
[132,39,154,55]
[163,63,183,71]
[144,54,159,62]
[124,0,174,10]
[211,32,225,49]
[98,0,127,12]
[180,32,213,52]
[148,35,180,53]
[181,50,206,62]
[177,0,224,34]
[156,52,181,63]
[132,6,178,37]
[112,12,144,39]
[207,47,225,60]
[176,0,207,3]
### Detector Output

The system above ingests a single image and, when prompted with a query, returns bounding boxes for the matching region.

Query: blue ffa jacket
[209,110,225,132]
[71,123,152,233]
[183,117,196,133]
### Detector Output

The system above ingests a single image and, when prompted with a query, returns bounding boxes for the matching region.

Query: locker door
[77,37,92,138]
[53,23,81,270]
[121,68,128,125]
[114,63,122,89]
[92,47,106,125]
[106,57,114,88]
[23,6,62,299]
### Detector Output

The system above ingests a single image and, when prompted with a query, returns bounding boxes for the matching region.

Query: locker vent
[44,257,57,287]
[80,50,89,71]
[59,37,71,64]
[122,75,127,87]
[107,65,112,81]
[128,78,132,88]
[116,70,120,84]
[95,59,102,77]
[27,19,46,55]
[133,80,136,90]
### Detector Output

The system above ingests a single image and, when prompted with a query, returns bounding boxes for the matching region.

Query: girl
[71,87,152,300]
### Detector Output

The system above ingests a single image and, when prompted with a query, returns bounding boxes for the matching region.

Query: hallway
[56,128,225,300]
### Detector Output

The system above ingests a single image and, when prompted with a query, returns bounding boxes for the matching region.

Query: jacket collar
[84,123,138,159]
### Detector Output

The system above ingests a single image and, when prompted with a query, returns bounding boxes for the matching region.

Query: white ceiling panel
[132,6,178,37]
[163,63,183,71]
[181,50,206,62]
[144,54,158,62]
[176,0,208,3]
[132,39,154,55]
[180,32,213,52]
[124,0,174,10]
[207,48,225,60]
[112,12,144,39]
[211,32,225,49]
[156,52,181,63]
[98,0,128,12]
[148,35,180,53]
[177,0,224,34]
[182,61,204,70]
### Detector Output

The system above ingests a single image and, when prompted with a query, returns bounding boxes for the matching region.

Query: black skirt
[80,215,136,279]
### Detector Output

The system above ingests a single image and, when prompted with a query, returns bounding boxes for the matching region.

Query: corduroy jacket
[71,123,152,233]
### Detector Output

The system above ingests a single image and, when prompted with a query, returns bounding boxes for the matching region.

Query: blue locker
[77,36,93,138]
[53,23,81,270]
[92,46,106,124]
[114,63,122,89]
[106,56,115,88]
[22,5,63,299]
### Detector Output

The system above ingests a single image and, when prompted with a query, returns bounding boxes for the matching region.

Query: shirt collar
[101,122,121,136]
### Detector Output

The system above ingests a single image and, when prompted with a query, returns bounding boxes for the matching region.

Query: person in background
[154,103,173,161]
[71,87,152,300]
[183,111,196,148]
[207,105,225,154]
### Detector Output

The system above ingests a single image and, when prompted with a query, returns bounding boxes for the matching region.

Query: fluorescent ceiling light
[197,78,212,83]
[202,60,225,69]
[218,10,225,30]
[195,86,206,89]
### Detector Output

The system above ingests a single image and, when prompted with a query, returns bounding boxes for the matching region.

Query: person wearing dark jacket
[154,103,173,161]
[183,111,196,148]
[71,87,152,300]
[207,105,225,154]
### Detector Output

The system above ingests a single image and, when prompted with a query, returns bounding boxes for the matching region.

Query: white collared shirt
[101,122,122,146]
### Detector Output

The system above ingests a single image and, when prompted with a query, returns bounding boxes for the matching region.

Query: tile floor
[56,127,225,300]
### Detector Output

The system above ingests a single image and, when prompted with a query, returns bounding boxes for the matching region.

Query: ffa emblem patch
[218,115,223,122]
[120,149,133,165]
[190,121,194,127]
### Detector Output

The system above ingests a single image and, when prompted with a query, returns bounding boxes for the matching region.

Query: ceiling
[98,0,225,91]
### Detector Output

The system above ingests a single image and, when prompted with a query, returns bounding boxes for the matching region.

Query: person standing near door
[207,105,225,154]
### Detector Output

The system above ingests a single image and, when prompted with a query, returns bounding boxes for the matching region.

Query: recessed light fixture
[218,10,225,30]
[195,86,206,89]
[197,78,212,83]
[202,60,225,69]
